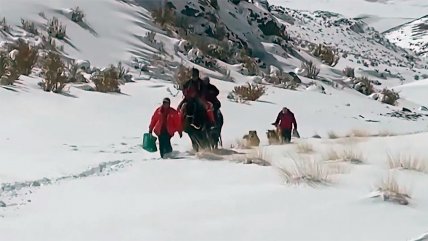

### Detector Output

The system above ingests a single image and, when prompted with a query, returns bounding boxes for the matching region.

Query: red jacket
[182,79,202,99]
[274,111,297,130]
[149,107,182,136]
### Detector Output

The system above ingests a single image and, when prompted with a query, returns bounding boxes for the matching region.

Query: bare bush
[353,76,373,95]
[66,62,86,83]
[278,157,330,186]
[0,17,10,33]
[232,83,266,101]
[174,64,192,90]
[311,44,340,67]
[41,52,67,93]
[265,71,300,90]
[380,88,399,105]
[9,39,38,76]
[21,19,38,35]
[387,153,427,173]
[151,3,175,28]
[0,51,20,85]
[71,7,85,23]
[348,129,369,137]
[374,175,411,205]
[301,61,320,79]
[91,66,120,93]
[116,62,129,81]
[296,142,314,154]
[238,51,259,76]
[48,17,66,39]
[343,67,355,78]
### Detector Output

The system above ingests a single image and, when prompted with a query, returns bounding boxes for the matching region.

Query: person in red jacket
[272,107,298,143]
[149,97,183,158]
[178,68,216,126]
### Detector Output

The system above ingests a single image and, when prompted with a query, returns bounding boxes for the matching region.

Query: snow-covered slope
[1,0,428,240]
[269,0,428,32]
[385,16,428,57]
[395,78,428,107]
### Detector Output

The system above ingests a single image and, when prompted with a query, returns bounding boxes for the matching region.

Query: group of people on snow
[148,68,222,158]
[148,68,298,158]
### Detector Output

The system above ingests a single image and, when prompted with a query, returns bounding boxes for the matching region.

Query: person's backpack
[142,133,157,152]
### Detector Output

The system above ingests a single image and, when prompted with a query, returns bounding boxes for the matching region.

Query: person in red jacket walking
[149,97,183,158]
[272,107,298,143]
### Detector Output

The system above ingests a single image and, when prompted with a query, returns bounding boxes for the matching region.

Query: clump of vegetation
[173,64,192,90]
[8,38,39,76]
[41,52,67,93]
[353,76,373,95]
[21,19,38,35]
[91,66,121,93]
[343,67,355,78]
[151,2,176,28]
[232,83,266,101]
[71,6,85,23]
[48,17,66,39]
[373,175,411,205]
[301,61,320,79]
[380,88,399,105]
[0,17,11,33]
[311,44,340,67]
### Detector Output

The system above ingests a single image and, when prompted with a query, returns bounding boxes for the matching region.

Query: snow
[269,0,428,32]
[1,0,428,240]
[395,78,428,107]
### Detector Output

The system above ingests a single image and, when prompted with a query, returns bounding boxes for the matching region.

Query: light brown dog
[243,130,260,147]
[266,129,281,145]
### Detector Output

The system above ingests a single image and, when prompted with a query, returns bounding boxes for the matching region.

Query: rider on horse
[201,76,221,124]
[178,68,216,127]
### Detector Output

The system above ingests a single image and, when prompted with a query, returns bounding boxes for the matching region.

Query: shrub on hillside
[301,61,320,79]
[21,19,38,35]
[0,17,10,33]
[0,51,21,85]
[8,39,38,76]
[174,64,192,90]
[48,17,66,39]
[240,54,259,76]
[41,52,67,93]
[264,71,299,90]
[380,88,399,105]
[311,44,340,67]
[91,66,121,93]
[151,3,175,28]
[343,67,355,78]
[232,83,266,101]
[353,76,373,95]
[71,7,85,23]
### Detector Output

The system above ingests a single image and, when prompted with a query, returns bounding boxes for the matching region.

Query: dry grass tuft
[374,175,411,205]
[277,156,330,186]
[387,153,427,173]
[324,148,364,164]
[376,130,395,137]
[348,129,369,137]
[296,142,315,154]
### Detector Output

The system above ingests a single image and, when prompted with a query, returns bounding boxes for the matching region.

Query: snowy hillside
[1,0,428,240]
[269,0,428,32]
[385,15,428,57]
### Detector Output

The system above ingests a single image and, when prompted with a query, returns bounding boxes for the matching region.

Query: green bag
[142,133,157,152]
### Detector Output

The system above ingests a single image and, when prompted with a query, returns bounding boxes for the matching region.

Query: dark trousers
[281,129,292,143]
[158,130,172,158]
